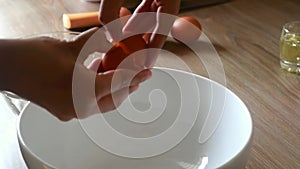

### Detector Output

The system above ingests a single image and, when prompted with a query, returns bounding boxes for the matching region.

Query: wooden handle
[63,12,100,29]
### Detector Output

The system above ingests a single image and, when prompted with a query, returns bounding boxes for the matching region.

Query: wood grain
[0,0,299,168]
[180,0,300,168]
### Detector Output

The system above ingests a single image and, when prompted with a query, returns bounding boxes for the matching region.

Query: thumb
[95,69,152,99]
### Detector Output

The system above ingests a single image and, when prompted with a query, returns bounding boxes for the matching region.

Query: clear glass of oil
[280,21,300,74]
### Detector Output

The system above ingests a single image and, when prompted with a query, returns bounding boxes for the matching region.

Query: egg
[99,34,147,72]
[171,16,202,43]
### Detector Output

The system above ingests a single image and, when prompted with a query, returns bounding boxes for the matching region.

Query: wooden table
[0,0,299,168]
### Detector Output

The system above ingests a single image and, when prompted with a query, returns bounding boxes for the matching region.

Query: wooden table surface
[0,0,299,168]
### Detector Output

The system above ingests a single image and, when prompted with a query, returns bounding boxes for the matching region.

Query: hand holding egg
[99,34,147,72]
[99,16,202,72]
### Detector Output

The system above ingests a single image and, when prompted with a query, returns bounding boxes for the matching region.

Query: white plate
[17,67,252,169]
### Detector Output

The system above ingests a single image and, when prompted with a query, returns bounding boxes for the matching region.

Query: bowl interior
[18,68,252,169]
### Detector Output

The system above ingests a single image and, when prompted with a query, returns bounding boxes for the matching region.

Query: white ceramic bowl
[17,67,252,169]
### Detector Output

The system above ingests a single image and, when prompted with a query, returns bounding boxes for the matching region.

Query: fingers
[148,6,173,49]
[143,7,174,67]
[123,0,156,35]
[124,0,180,48]
[135,0,153,13]
[97,85,139,113]
[76,65,150,119]
[95,68,152,99]
[99,0,124,24]
[78,85,138,119]
[87,57,102,71]
[147,0,181,48]
[99,0,125,41]
[155,0,181,15]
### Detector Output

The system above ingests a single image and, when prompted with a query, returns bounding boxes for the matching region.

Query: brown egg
[171,16,202,43]
[99,34,147,72]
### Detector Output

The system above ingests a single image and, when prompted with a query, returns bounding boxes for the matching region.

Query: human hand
[98,0,126,41]
[126,0,181,48]
[99,0,180,43]
[126,0,181,67]
[2,28,152,121]
[99,0,181,67]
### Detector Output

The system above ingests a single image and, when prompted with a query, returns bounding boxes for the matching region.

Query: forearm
[0,39,20,91]
[0,37,67,94]
[0,38,43,93]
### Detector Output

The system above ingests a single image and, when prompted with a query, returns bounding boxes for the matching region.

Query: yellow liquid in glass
[280,33,300,73]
